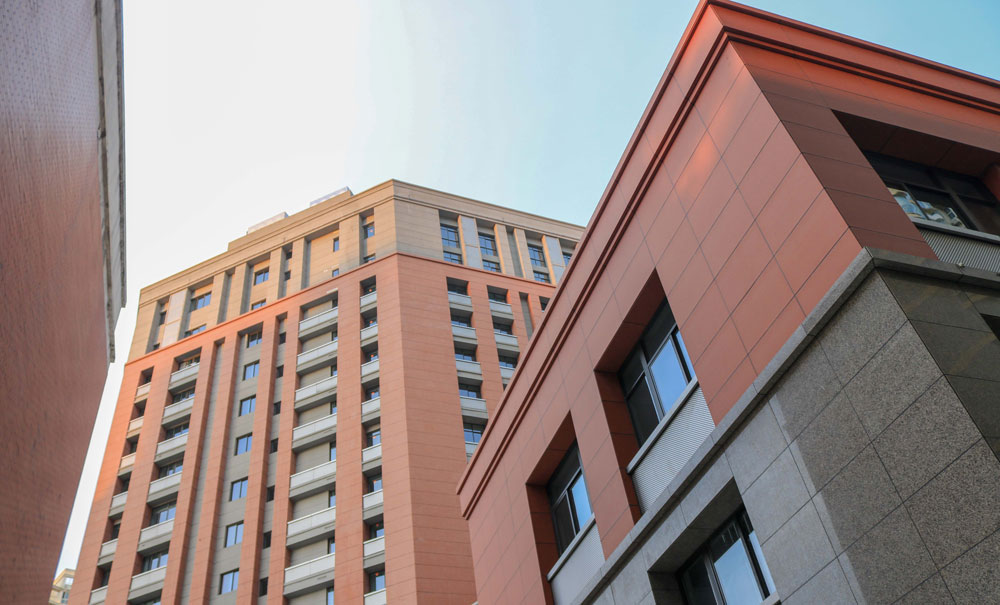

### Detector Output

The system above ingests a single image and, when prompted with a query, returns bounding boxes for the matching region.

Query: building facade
[0,1,126,602]
[459,2,1000,604]
[70,180,582,605]
[52,569,77,605]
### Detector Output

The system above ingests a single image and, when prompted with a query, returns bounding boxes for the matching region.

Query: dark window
[284,270,291,281]
[618,302,695,445]
[247,331,262,347]
[142,550,169,572]
[498,353,517,369]
[368,521,385,539]
[451,312,472,328]
[285,249,293,260]
[547,445,592,554]
[363,314,377,328]
[369,570,386,592]
[365,385,380,401]
[164,423,189,439]
[243,362,259,380]
[483,260,501,272]
[270,438,278,453]
[533,271,549,283]
[455,346,476,362]
[159,461,183,478]
[151,502,176,525]
[185,324,207,337]
[563,252,572,265]
[447,280,468,295]
[235,434,252,455]
[230,478,248,501]
[441,224,460,248]
[266,486,274,502]
[251,300,266,310]
[364,348,378,362]
[479,233,498,256]
[493,320,513,335]
[253,268,269,285]
[279,332,286,344]
[540,297,550,311]
[259,577,268,596]
[173,387,195,403]
[363,254,376,263]
[368,475,383,492]
[190,292,211,310]
[262,531,271,549]
[273,401,281,415]
[458,383,481,398]
[678,510,775,605]
[333,237,340,251]
[464,422,484,444]
[220,570,239,594]
[238,396,256,416]
[110,520,121,539]
[366,427,381,447]
[362,281,376,295]
[225,522,244,547]
[276,365,284,378]
[487,290,507,303]
[527,244,546,267]
[332,268,340,277]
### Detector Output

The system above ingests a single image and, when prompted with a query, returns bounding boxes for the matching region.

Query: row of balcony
[447,292,515,319]
[282,535,386,599]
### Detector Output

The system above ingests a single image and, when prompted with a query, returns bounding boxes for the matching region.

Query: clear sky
[58,0,1000,573]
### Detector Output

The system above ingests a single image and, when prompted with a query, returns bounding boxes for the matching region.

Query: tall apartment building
[51,569,76,605]
[0,1,125,602]
[71,180,582,605]
[459,1,1000,604]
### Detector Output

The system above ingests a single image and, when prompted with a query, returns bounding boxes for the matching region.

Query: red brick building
[459,2,1000,603]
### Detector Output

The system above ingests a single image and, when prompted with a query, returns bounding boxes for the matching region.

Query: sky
[58,0,1000,573]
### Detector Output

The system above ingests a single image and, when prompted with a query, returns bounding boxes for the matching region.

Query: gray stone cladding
[575,250,1000,605]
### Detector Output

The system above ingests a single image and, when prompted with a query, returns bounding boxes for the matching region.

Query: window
[251,300,266,310]
[273,401,281,415]
[563,251,572,266]
[368,475,383,492]
[487,290,507,303]
[285,249,293,261]
[483,259,501,272]
[547,445,592,554]
[246,331,262,347]
[142,550,169,572]
[270,438,278,453]
[365,385,380,400]
[284,270,291,281]
[366,427,381,447]
[164,423,189,439]
[328,489,337,508]
[159,461,183,477]
[243,362,259,379]
[279,332,286,344]
[533,271,549,283]
[444,250,463,264]
[220,570,239,594]
[262,531,271,549]
[230,478,248,501]
[332,268,340,277]
[527,244,546,267]
[151,502,176,525]
[493,320,513,335]
[266,486,275,502]
[441,224,460,248]
[867,151,1000,235]
[235,434,252,455]
[479,233,497,256]
[498,353,518,369]
[362,281,376,295]
[329,441,337,462]
[110,520,121,539]
[253,268,269,285]
[464,422,484,444]
[364,222,375,238]
[455,346,476,362]
[450,312,472,328]
[540,297,550,311]
[618,302,695,445]
[327,536,336,554]
[185,325,206,337]
[447,280,468,295]
[190,292,211,310]
[276,365,284,378]
[178,355,200,369]
[368,520,385,539]
[173,388,195,403]
[363,254,376,263]
[368,570,386,592]
[458,383,481,398]
[238,396,256,416]
[678,510,775,605]
[364,348,378,362]
[327,586,335,605]
[259,577,268,596]
[225,522,244,547]
[333,237,340,251]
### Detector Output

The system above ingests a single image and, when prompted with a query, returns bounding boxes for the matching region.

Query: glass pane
[910,186,967,228]
[747,526,775,597]
[551,497,576,553]
[676,332,695,380]
[569,474,592,527]
[648,342,689,416]
[626,380,660,445]
[709,524,764,605]
[680,558,719,605]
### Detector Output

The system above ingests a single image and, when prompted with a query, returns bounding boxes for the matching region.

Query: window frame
[235,434,253,455]
[238,395,256,416]
[224,521,244,547]
[220,570,239,594]
[546,444,593,555]
[440,224,461,248]
[479,233,498,256]
[230,478,249,501]
[253,268,269,285]
[482,259,501,272]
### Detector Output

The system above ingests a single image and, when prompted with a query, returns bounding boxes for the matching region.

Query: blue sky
[58,0,1000,572]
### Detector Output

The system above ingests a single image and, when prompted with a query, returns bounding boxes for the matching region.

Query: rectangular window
[678,510,775,605]
[487,290,507,303]
[173,388,195,403]
[235,434,252,455]
[243,361,259,379]
[533,271,549,283]
[164,423,189,439]
[444,250,463,264]
[527,244,546,267]
[142,550,169,572]
[262,531,271,549]
[365,385,380,401]
[483,259,501,272]
[259,577,268,596]
[464,422,484,444]
[493,320,513,335]
[366,427,381,447]
[329,441,337,462]
[178,355,200,369]
[364,222,375,238]
[246,331,262,347]
[238,396,256,416]
[151,502,176,525]
[190,292,211,310]
[251,300,266,310]
[328,536,336,554]
[363,254,376,263]
[458,383,481,398]
[276,365,284,378]
[369,570,386,592]
[498,353,518,369]
[333,237,340,251]
[618,302,695,445]
[479,233,497,256]
[253,268,269,285]
[327,586,335,604]
[273,401,281,415]
[563,252,572,266]
[328,489,337,508]
[368,520,385,539]
[159,461,183,478]
[447,280,468,295]
[270,438,278,453]
[266,486,275,502]
[455,346,476,362]
[230,478,248,501]
[225,522,244,547]
[440,224,460,248]
[368,475,383,492]
[185,324,207,337]
[279,332,286,344]
[540,297,550,311]
[220,570,239,594]
[547,444,592,554]
[284,270,291,281]
[451,312,472,328]
[332,268,340,277]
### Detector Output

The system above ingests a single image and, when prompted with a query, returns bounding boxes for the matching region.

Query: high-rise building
[0,1,125,602]
[459,1,1000,604]
[71,180,582,604]
[50,569,76,605]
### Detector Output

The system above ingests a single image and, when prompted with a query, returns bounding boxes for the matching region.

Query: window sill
[626,380,699,475]
[545,515,597,582]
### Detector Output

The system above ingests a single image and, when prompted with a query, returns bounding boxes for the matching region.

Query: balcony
[360,290,378,312]
[494,331,518,352]
[89,586,107,604]
[286,506,336,549]
[360,323,379,347]
[154,433,187,463]
[109,491,128,517]
[128,565,166,602]
[364,589,387,605]
[283,553,335,598]
[135,382,151,401]
[465,441,478,459]
[361,397,381,424]
[137,519,173,553]
[500,366,515,383]
[289,460,337,500]
[168,362,199,390]
[292,413,337,452]
[448,291,473,312]
[299,306,339,340]
[460,396,488,422]
[126,416,144,439]
[118,452,136,476]
[294,375,338,412]
[147,472,182,505]
[363,489,384,521]
[162,396,194,426]
[98,539,117,566]
[297,339,338,375]
[452,324,477,346]
[456,359,482,381]
[489,300,514,319]
[547,517,603,605]
[363,535,386,567]
[362,443,382,472]
[361,358,380,382]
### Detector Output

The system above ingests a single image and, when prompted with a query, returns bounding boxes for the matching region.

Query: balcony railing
[118,452,136,475]
[109,491,128,516]
[465,441,478,458]
[364,588,388,605]
[289,460,337,499]
[283,553,335,597]
[296,339,338,374]
[126,416,144,439]
[361,358,380,381]
[362,443,382,467]
[460,396,488,422]
[452,324,477,344]
[294,375,338,411]
[360,290,378,312]
[128,565,167,601]
[98,539,117,566]
[456,359,482,381]
[299,306,339,339]
[147,471,182,504]
[489,300,514,319]
[135,382,151,401]
[363,489,384,512]
[154,433,187,462]
[286,506,336,548]
[162,396,194,426]
[494,332,518,350]
[168,363,199,389]
[500,366,515,383]
[360,323,379,346]
[138,519,174,553]
[448,291,473,311]
[292,413,337,451]
[363,535,385,560]
[89,586,107,605]
[361,397,381,423]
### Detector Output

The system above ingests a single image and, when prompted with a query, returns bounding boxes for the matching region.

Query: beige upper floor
[129,180,583,361]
